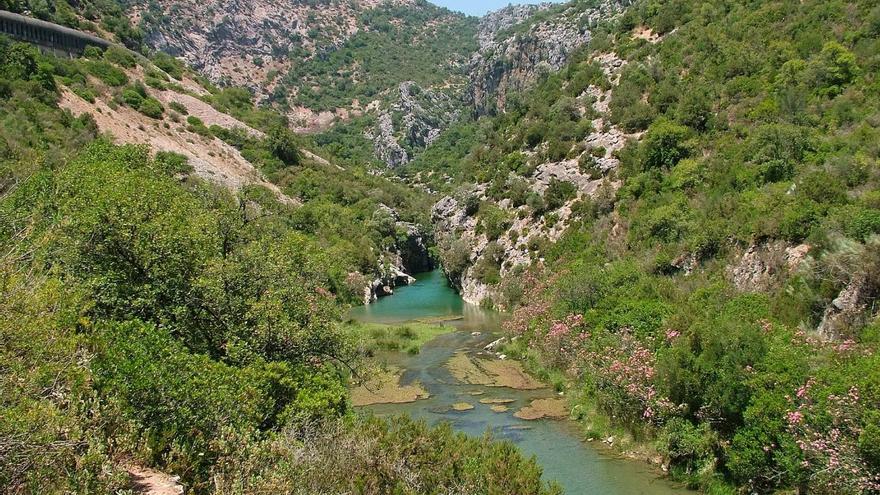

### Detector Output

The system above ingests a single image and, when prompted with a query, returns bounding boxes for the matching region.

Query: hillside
[3,0,880,494]
[419,0,880,493]
[130,0,478,129]
[0,32,562,493]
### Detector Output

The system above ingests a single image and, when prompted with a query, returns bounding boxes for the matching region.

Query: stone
[468,0,629,115]
[817,276,871,340]
[365,81,461,168]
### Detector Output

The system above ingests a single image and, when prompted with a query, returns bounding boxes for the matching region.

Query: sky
[432,0,565,17]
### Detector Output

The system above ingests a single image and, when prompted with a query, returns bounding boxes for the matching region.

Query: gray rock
[467,0,631,115]
[365,113,410,169]
[817,277,871,340]
[366,81,461,168]
[729,242,811,292]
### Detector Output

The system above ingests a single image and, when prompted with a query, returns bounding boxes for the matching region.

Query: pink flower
[548,321,570,338]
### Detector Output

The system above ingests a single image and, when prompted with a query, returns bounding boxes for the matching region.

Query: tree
[810,41,859,97]
[544,179,577,211]
[641,117,690,171]
[268,125,301,166]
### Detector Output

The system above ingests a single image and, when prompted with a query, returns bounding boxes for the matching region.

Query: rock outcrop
[366,113,411,168]
[363,204,434,303]
[131,0,372,98]
[366,81,462,168]
[817,277,873,340]
[433,48,633,307]
[728,242,811,292]
[467,0,631,116]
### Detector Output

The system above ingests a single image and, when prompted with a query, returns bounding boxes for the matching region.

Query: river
[348,269,689,495]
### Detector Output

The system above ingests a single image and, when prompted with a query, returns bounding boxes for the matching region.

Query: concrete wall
[0,10,111,57]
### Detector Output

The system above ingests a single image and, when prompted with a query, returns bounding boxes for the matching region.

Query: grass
[347,321,454,355]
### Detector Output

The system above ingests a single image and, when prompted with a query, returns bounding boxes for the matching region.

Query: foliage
[137,96,163,118]
[0,36,558,494]
[213,416,562,494]
[86,59,128,86]
[486,3,880,486]
[281,4,478,111]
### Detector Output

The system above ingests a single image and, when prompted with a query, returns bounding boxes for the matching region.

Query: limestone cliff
[366,81,462,168]
[433,51,633,307]
[467,0,632,116]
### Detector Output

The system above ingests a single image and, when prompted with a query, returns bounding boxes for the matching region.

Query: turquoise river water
[348,269,690,495]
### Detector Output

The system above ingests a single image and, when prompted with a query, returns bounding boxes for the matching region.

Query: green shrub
[154,150,193,175]
[544,179,577,211]
[152,52,184,79]
[137,97,164,119]
[641,118,690,171]
[103,45,136,68]
[268,125,301,166]
[478,204,513,240]
[121,88,143,108]
[809,41,860,97]
[86,60,128,86]
[657,418,717,480]
[168,100,188,115]
[186,115,211,136]
[841,206,880,241]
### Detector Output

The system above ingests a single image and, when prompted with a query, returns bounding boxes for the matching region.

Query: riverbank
[501,334,738,494]
[347,269,691,495]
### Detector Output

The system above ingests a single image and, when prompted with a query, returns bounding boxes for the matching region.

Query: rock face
[365,81,461,168]
[364,204,434,304]
[131,0,371,98]
[432,49,632,307]
[366,113,410,168]
[817,277,873,340]
[728,242,811,292]
[467,0,631,116]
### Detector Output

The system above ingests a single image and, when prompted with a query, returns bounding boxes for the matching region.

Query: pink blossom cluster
[580,334,678,425]
[503,271,553,336]
[787,382,880,493]
[538,317,678,425]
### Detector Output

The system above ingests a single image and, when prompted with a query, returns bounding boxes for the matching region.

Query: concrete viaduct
[0,9,111,57]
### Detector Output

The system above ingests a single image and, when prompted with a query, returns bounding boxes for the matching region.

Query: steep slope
[37,38,436,304]
[424,0,880,493]
[431,50,633,304]
[129,0,477,129]
[58,69,293,200]
[467,0,632,116]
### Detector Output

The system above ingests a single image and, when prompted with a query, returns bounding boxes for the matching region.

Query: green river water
[348,269,690,495]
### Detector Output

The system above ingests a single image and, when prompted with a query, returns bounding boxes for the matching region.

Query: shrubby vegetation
[280,3,477,111]
[467,0,880,493]
[0,37,557,494]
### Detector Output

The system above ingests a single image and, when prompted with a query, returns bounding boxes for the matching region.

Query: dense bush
[137,96,163,118]
[86,59,128,86]
[213,416,562,494]
[283,4,477,111]
[483,1,880,494]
